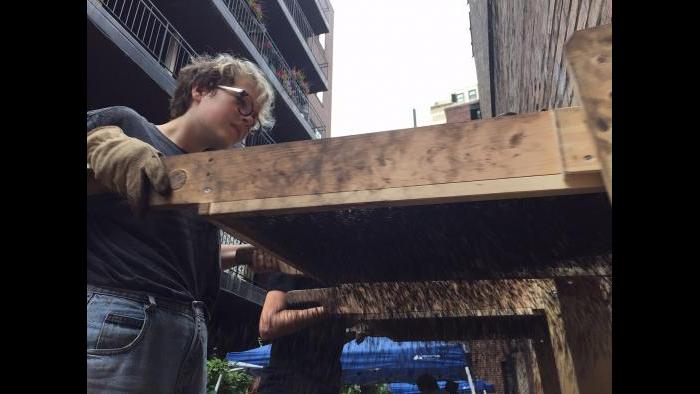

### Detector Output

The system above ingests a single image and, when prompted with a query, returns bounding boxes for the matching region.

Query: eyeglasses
[217,85,256,116]
[218,85,261,135]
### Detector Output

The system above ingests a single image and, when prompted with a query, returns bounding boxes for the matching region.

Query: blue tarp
[388,379,496,393]
[226,337,471,385]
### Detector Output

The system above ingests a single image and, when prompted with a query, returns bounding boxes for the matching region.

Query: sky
[328,0,478,137]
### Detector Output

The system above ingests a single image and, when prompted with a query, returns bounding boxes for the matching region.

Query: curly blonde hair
[170,54,275,131]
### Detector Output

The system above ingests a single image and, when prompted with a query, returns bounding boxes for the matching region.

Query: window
[453,93,465,103]
[470,103,481,120]
[468,89,478,101]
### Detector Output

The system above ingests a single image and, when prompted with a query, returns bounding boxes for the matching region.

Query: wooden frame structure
[286,278,585,394]
[86,24,612,394]
[148,106,604,217]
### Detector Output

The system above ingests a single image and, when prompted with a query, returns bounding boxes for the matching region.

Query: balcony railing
[318,0,332,13]
[220,271,267,305]
[244,128,276,146]
[99,0,196,78]
[308,102,325,138]
[221,0,326,138]
[97,0,325,138]
[219,231,267,305]
[281,0,328,76]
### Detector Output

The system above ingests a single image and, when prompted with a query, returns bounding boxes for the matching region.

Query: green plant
[291,67,310,94]
[246,0,264,22]
[206,357,253,394]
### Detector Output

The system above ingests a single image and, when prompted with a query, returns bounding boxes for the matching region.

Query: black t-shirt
[259,273,348,394]
[87,106,221,311]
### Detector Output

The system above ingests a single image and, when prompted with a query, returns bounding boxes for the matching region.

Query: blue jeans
[87,285,209,393]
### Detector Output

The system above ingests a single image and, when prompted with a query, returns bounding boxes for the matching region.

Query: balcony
[298,0,330,35]
[262,0,329,92]
[97,0,196,80]
[148,0,327,141]
[87,0,197,121]
[89,0,312,141]
[219,0,327,139]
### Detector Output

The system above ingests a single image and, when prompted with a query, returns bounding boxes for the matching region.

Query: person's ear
[191,86,205,103]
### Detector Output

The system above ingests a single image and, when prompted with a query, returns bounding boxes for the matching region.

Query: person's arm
[258,290,327,341]
[87,125,171,214]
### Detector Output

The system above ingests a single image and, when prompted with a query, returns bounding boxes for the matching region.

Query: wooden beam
[287,278,583,394]
[204,172,603,217]
[553,107,601,174]
[149,111,563,207]
[554,277,612,394]
[565,24,612,202]
[144,109,603,215]
[286,279,560,318]
[87,108,604,213]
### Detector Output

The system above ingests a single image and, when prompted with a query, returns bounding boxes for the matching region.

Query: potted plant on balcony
[291,67,310,95]
[246,0,264,23]
[261,39,273,63]
[275,68,292,96]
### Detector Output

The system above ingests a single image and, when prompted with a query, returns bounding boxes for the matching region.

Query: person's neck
[157,112,209,153]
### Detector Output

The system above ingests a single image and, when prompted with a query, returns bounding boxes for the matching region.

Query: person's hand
[87,126,171,215]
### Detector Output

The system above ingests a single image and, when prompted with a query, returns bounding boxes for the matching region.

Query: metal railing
[221,0,326,138]
[318,0,332,12]
[219,230,267,305]
[281,0,328,76]
[244,128,276,146]
[220,271,267,305]
[99,0,196,78]
[308,102,326,138]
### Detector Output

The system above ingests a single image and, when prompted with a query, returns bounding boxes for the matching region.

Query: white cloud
[329,0,477,137]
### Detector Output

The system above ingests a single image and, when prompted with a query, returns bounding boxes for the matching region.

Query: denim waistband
[87,284,209,322]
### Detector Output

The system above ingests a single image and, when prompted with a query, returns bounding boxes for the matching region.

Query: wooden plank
[554,0,582,108]
[205,173,604,217]
[597,0,612,26]
[564,0,590,107]
[554,277,612,394]
[286,279,550,319]
[543,0,567,109]
[150,111,564,208]
[536,0,557,111]
[209,192,611,284]
[553,107,601,174]
[540,280,580,394]
[526,339,545,394]
[532,335,564,394]
[565,24,612,201]
[586,0,605,28]
[548,0,575,109]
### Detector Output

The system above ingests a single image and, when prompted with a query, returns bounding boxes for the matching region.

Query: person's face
[192,77,261,150]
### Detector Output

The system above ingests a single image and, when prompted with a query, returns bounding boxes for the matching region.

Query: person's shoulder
[87,105,144,121]
[87,106,149,131]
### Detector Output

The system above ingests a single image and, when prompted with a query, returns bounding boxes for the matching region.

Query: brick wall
[469,340,508,394]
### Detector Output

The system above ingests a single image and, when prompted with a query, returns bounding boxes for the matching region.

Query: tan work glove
[87,126,171,215]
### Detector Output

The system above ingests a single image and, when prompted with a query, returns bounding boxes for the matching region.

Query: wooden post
[565,24,612,202]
